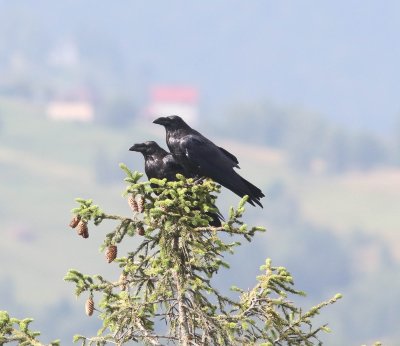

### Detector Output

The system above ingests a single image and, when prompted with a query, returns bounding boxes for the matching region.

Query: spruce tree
[65,164,341,345]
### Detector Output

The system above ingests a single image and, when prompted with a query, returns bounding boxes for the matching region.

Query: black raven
[129,141,222,226]
[129,141,184,183]
[153,116,265,207]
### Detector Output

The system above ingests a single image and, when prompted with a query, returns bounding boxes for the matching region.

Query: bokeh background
[1,1,400,344]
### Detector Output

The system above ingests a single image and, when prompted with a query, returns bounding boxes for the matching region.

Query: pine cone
[81,229,89,239]
[137,226,145,236]
[85,297,94,316]
[69,215,80,228]
[77,221,89,238]
[137,195,145,213]
[128,195,139,212]
[106,245,117,263]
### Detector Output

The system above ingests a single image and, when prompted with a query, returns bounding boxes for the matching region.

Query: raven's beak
[153,116,168,126]
[129,143,143,152]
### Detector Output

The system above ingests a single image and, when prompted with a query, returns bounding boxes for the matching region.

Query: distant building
[46,101,94,122]
[147,85,199,124]
[46,87,95,122]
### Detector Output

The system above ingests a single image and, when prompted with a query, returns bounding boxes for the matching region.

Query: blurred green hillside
[1,97,399,345]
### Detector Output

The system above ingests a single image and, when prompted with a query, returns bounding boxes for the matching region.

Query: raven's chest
[166,133,181,154]
[145,157,164,179]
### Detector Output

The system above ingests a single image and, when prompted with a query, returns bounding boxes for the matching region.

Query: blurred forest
[1,1,400,345]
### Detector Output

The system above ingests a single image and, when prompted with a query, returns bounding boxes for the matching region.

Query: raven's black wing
[178,134,264,207]
[162,155,186,181]
[218,146,239,168]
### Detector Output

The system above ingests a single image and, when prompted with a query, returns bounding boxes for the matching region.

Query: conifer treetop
[63,164,342,346]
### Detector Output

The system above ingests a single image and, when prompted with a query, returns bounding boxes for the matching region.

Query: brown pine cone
[81,228,89,238]
[85,297,94,316]
[128,195,139,212]
[69,215,80,228]
[106,245,117,263]
[137,195,145,213]
[77,221,89,238]
[137,226,145,236]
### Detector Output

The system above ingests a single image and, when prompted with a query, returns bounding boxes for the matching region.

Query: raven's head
[153,115,187,130]
[129,141,162,155]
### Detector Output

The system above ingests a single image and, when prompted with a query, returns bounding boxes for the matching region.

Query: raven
[153,116,265,207]
[129,141,184,183]
[129,141,222,226]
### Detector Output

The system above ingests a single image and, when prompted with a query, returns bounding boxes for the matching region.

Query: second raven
[153,116,265,207]
[129,141,183,183]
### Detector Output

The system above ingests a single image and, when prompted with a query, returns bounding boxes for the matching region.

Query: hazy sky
[1,1,400,133]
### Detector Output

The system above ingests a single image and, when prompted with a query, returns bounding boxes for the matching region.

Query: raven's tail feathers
[239,176,265,208]
[219,174,264,208]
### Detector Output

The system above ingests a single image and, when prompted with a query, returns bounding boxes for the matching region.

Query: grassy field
[217,138,400,261]
[291,169,400,260]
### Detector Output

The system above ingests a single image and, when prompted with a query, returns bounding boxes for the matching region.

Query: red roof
[151,86,199,103]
